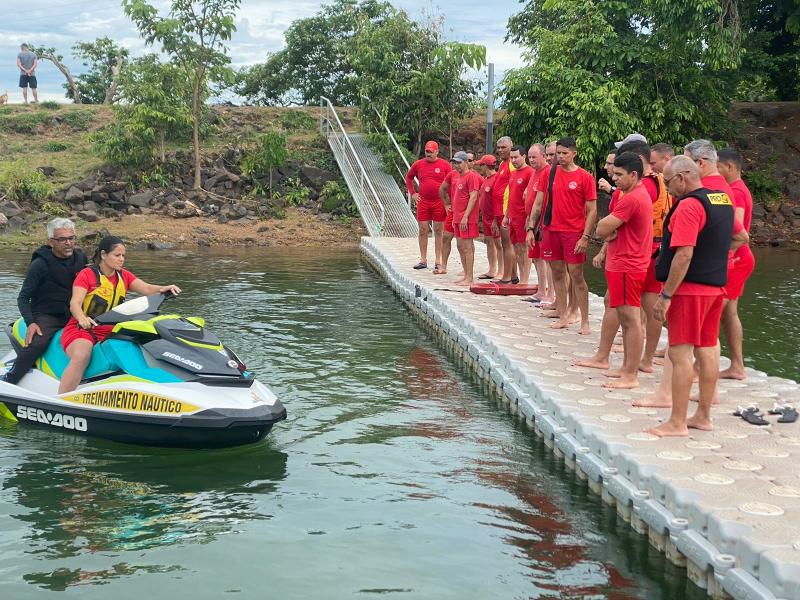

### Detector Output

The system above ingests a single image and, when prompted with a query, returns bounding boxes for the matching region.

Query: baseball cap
[452,151,469,163]
[424,140,439,152]
[614,133,647,148]
[475,154,497,166]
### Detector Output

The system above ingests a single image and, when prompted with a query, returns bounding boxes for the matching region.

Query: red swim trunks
[605,270,647,308]
[60,319,114,350]
[667,294,724,347]
[444,209,454,234]
[416,198,447,223]
[528,242,541,259]
[541,229,586,264]
[642,256,662,294]
[508,215,527,245]
[724,246,755,300]
[454,223,480,239]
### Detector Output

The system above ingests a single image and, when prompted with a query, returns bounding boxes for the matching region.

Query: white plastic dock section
[362,236,800,600]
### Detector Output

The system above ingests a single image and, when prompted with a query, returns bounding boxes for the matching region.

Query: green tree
[235,0,393,106]
[123,0,240,190]
[67,37,129,104]
[241,131,289,195]
[28,45,82,103]
[501,0,746,168]
[348,11,485,155]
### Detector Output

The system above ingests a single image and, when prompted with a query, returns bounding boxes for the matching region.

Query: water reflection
[2,426,286,589]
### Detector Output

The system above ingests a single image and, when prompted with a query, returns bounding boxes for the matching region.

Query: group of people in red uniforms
[405,135,756,438]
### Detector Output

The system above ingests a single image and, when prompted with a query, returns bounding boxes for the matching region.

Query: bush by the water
[0,161,53,203]
[283,177,311,206]
[93,120,156,168]
[241,131,289,193]
[746,170,783,209]
[321,180,357,218]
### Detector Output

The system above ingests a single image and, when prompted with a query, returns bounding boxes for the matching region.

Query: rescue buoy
[470,283,539,296]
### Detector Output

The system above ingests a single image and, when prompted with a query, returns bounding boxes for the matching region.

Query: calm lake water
[0,244,794,599]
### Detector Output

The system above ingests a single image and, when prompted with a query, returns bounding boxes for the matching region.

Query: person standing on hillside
[717,148,756,380]
[528,137,597,334]
[406,141,451,272]
[16,44,39,105]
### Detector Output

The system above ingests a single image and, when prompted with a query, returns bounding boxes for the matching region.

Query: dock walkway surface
[362,236,800,600]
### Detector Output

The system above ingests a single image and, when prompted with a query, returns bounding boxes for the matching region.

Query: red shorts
[643,257,662,294]
[454,222,479,239]
[606,270,646,308]
[667,294,724,347]
[416,198,447,223]
[541,229,585,264]
[725,246,755,300]
[482,216,499,238]
[508,214,527,245]
[61,319,113,350]
[444,209,454,234]
[528,243,541,259]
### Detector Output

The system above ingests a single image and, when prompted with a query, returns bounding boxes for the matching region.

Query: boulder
[75,178,97,192]
[197,238,210,247]
[90,191,109,204]
[7,215,26,230]
[77,210,98,222]
[82,200,100,212]
[0,200,23,218]
[147,242,175,251]
[127,191,154,208]
[0,213,7,228]
[780,204,795,217]
[37,166,56,177]
[166,200,201,219]
[299,165,334,190]
[99,165,118,179]
[770,238,787,247]
[217,214,229,224]
[772,213,785,226]
[100,207,121,218]
[752,203,767,219]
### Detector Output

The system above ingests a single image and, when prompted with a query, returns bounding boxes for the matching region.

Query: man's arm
[405,163,418,197]
[461,190,479,228]
[16,259,47,325]
[595,214,624,239]
[16,57,24,73]
[30,57,37,74]
[730,226,749,252]
[439,180,451,207]
[574,201,598,254]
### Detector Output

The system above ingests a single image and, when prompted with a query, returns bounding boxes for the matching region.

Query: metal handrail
[320,97,386,233]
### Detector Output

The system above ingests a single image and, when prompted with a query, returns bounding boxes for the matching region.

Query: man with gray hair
[1,218,87,384]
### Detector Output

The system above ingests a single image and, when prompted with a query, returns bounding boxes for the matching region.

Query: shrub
[41,201,70,217]
[283,177,311,206]
[0,111,52,133]
[61,109,95,130]
[241,130,289,193]
[320,179,357,216]
[0,160,53,202]
[745,170,783,209]
[40,100,61,110]
[92,121,156,168]
[279,110,316,131]
[45,140,71,152]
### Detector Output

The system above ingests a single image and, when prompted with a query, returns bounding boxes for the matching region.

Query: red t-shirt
[443,170,459,206]
[729,178,753,231]
[701,174,736,207]
[606,183,653,273]
[452,171,483,224]
[524,166,548,216]
[491,159,513,220]
[479,173,497,220]
[668,197,743,295]
[538,166,597,232]
[406,158,451,202]
[507,165,533,218]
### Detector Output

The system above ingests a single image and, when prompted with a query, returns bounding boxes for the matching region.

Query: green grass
[60,109,95,129]
[40,100,61,110]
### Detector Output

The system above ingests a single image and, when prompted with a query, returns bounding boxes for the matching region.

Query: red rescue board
[470,283,539,296]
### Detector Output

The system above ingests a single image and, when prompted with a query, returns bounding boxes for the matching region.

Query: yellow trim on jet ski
[12,319,25,346]
[111,314,182,335]
[34,356,57,378]
[175,336,223,351]
[186,316,205,328]
[0,402,18,422]
[83,374,152,387]
[60,389,200,415]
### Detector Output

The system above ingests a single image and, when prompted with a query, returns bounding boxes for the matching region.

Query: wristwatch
[526,227,535,233]
[659,290,672,300]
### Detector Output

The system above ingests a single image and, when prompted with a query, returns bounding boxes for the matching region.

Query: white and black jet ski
[0,293,286,448]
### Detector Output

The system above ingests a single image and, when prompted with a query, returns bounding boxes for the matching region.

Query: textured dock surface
[362,236,800,600]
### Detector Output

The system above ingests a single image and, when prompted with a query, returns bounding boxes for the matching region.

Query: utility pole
[486,63,494,155]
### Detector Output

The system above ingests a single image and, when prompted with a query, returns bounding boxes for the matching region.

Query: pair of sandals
[734,404,799,426]
[494,277,520,285]
[412,262,446,275]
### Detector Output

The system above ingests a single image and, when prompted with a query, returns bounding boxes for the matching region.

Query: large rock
[37,166,56,178]
[75,178,97,192]
[0,213,7,228]
[0,200,23,218]
[299,165,335,189]
[752,203,767,219]
[166,200,201,218]
[77,210,98,222]
[127,191,154,208]
[7,215,26,230]
[90,191,109,204]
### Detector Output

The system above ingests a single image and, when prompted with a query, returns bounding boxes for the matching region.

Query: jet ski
[0,293,286,448]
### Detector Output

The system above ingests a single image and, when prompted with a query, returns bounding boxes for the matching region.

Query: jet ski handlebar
[94,292,173,325]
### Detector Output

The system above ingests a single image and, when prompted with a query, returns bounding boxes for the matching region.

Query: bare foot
[644,422,689,437]
[632,392,672,409]
[603,377,640,389]
[611,344,624,353]
[453,276,466,284]
[455,279,472,287]
[567,313,580,325]
[433,269,447,275]
[638,361,654,374]
[479,273,496,279]
[550,319,570,330]
[655,347,666,358]
[578,323,591,335]
[689,393,721,406]
[653,357,664,366]
[574,358,610,370]
[719,367,746,380]
[687,414,713,431]
[603,369,623,378]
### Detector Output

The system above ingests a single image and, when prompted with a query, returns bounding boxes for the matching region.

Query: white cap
[614,133,647,148]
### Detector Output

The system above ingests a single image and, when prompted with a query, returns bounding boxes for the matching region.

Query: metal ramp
[320,97,418,237]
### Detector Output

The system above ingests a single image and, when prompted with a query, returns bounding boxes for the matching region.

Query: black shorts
[19,74,37,89]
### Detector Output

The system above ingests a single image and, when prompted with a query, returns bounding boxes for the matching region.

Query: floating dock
[362,236,800,600]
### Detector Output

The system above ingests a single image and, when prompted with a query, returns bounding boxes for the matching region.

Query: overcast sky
[1,0,526,103]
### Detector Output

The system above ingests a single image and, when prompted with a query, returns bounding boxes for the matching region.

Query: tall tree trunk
[43,55,81,104]
[104,55,124,105]
[159,130,166,163]
[192,78,202,190]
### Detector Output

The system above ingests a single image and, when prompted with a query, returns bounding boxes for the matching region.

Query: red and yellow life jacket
[81,266,127,319]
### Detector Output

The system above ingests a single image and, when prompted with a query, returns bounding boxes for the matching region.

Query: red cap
[424,140,439,152]
[475,154,497,166]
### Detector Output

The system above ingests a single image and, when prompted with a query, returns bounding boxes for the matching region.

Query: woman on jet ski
[58,235,181,394]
